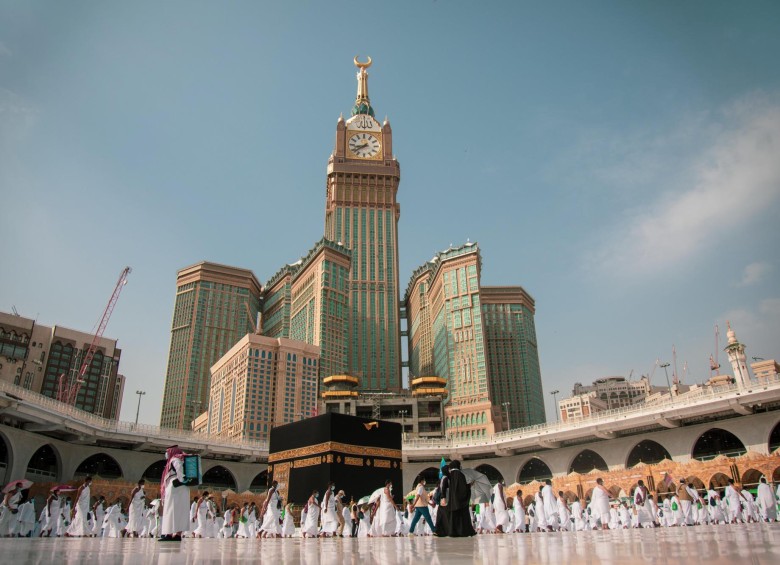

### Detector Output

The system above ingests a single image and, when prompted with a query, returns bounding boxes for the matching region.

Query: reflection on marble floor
[4,524,780,565]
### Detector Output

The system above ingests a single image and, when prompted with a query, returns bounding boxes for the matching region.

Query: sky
[1,1,779,427]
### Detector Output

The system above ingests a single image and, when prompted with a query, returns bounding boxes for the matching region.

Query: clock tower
[324,57,402,391]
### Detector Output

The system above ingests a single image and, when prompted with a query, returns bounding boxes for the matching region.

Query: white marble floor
[2,524,779,564]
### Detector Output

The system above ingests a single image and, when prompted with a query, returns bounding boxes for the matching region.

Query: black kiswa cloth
[269,413,402,507]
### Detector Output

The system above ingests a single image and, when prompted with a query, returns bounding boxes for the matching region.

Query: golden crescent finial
[354,55,372,70]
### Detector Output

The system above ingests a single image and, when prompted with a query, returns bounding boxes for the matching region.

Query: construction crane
[710,324,721,376]
[58,267,132,406]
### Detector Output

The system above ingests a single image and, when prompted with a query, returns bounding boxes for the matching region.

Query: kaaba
[268,413,403,506]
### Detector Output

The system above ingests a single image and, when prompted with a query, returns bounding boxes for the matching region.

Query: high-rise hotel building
[405,243,545,438]
[0,310,125,420]
[481,286,545,428]
[263,238,351,381]
[160,58,545,436]
[159,262,262,429]
[204,334,319,442]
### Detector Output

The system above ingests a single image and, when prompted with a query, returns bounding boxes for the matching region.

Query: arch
[692,428,747,460]
[0,431,11,484]
[474,464,504,485]
[626,439,672,468]
[583,488,594,502]
[250,470,269,492]
[656,476,676,495]
[517,457,552,485]
[568,449,609,474]
[773,466,780,483]
[769,420,780,453]
[607,485,621,499]
[686,476,706,496]
[201,465,237,490]
[26,444,60,482]
[412,467,441,490]
[708,472,731,490]
[741,468,763,490]
[74,452,123,479]
[142,460,167,482]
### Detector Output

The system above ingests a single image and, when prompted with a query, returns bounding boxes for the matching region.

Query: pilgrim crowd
[2,453,779,539]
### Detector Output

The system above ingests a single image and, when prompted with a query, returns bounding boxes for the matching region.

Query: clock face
[348,132,381,158]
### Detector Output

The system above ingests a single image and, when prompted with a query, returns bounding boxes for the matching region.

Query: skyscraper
[262,238,351,382]
[159,262,262,429]
[323,57,402,391]
[481,286,545,428]
[405,243,545,437]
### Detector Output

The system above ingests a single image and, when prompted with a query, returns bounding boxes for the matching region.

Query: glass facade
[404,243,544,436]
[160,264,261,429]
[482,298,545,428]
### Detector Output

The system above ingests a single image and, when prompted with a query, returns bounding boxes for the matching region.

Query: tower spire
[352,56,375,117]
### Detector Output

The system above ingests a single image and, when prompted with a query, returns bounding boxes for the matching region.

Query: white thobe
[756,483,777,521]
[541,485,557,528]
[512,498,526,532]
[161,457,190,535]
[492,484,510,531]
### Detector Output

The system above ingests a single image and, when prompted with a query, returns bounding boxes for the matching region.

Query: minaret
[724,321,751,388]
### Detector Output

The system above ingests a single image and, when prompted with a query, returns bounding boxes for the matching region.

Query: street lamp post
[660,362,674,401]
[550,390,560,422]
[134,390,146,425]
[501,401,511,430]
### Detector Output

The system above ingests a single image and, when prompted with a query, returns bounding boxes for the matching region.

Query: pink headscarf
[160,445,185,500]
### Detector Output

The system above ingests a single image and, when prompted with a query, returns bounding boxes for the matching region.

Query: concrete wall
[0,424,267,492]
[402,411,780,489]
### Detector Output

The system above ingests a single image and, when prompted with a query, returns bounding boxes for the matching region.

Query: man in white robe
[633,481,653,528]
[756,478,777,522]
[533,490,546,532]
[160,445,191,540]
[591,479,612,530]
[259,480,282,537]
[492,481,510,533]
[512,491,527,533]
[541,480,558,531]
[570,497,585,531]
[705,488,725,524]
[724,479,743,524]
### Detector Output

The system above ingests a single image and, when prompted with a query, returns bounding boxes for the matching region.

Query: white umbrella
[368,487,385,504]
[461,468,492,504]
[357,496,370,505]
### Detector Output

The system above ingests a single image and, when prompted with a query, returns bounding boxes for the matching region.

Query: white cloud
[587,94,780,275]
[736,261,772,287]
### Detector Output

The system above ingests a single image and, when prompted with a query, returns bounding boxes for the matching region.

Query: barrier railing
[404,375,780,450]
[0,380,268,452]
[3,374,779,458]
